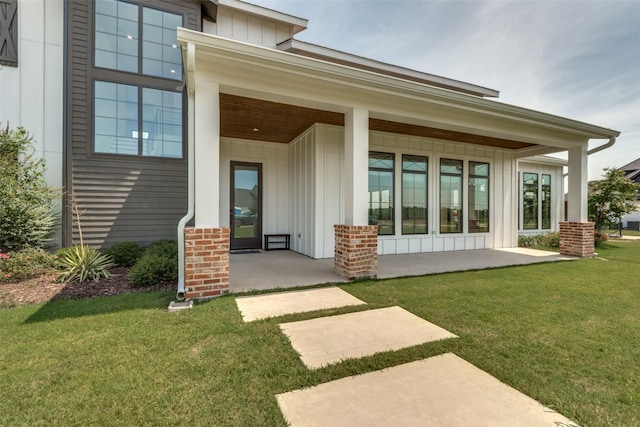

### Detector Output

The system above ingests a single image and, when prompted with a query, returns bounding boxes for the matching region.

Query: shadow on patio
[230,248,577,293]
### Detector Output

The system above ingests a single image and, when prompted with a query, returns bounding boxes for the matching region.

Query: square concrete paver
[276,353,577,427]
[279,306,457,369]
[235,287,366,322]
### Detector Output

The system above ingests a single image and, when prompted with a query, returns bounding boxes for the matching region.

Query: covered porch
[175,28,618,300]
[229,248,576,293]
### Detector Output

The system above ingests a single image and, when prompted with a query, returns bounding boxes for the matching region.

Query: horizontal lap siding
[66,0,201,248]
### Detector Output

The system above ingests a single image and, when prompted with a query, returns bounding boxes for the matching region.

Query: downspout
[562,136,617,178]
[176,42,196,301]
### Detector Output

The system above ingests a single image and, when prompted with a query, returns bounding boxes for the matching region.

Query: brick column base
[334,224,378,280]
[559,221,595,257]
[184,227,230,299]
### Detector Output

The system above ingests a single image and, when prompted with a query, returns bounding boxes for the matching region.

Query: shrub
[0,248,57,283]
[55,245,115,283]
[103,241,145,267]
[540,232,560,248]
[0,125,59,252]
[129,254,177,288]
[594,231,609,247]
[145,239,178,259]
[518,235,542,248]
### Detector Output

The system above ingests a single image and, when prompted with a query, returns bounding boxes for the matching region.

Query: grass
[1,242,639,426]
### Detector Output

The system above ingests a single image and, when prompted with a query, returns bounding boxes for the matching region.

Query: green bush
[55,245,115,283]
[540,232,560,248]
[103,241,145,267]
[0,248,57,283]
[128,254,177,288]
[145,239,178,259]
[594,231,609,247]
[518,234,542,248]
[0,125,59,252]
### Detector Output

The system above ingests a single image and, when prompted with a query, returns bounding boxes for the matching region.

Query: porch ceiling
[220,94,536,150]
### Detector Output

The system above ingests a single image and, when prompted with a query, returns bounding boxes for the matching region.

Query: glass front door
[230,162,262,249]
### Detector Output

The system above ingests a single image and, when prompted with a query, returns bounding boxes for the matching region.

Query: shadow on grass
[24,290,175,324]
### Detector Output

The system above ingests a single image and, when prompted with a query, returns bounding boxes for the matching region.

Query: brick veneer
[559,221,595,257]
[334,224,378,279]
[184,227,230,299]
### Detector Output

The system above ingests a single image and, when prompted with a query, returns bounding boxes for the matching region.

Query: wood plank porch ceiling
[220,94,535,150]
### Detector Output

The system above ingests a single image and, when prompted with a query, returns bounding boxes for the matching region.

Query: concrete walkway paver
[279,306,457,369]
[276,352,578,427]
[235,287,366,322]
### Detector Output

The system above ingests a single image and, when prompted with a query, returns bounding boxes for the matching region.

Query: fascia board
[278,39,499,98]
[518,156,568,166]
[177,28,620,143]
[218,0,308,34]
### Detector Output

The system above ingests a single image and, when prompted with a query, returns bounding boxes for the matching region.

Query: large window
[93,0,184,159]
[468,161,489,233]
[440,158,463,233]
[522,173,539,229]
[541,174,551,229]
[402,155,428,234]
[95,0,182,79]
[369,152,394,235]
[94,82,182,158]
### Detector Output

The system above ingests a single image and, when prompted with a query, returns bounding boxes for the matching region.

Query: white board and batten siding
[219,138,290,241]
[203,7,294,48]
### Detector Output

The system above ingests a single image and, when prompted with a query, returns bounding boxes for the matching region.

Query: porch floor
[229,247,576,293]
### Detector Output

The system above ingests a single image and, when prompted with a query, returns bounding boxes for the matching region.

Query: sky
[249,0,640,180]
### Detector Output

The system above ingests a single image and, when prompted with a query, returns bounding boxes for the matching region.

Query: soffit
[220,94,535,149]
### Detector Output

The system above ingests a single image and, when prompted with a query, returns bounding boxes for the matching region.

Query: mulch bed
[0,267,175,308]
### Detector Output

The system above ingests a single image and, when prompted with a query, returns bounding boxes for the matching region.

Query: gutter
[562,136,617,179]
[176,42,196,301]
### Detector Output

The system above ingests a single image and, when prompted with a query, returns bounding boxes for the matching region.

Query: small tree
[588,167,640,232]
[0,125,59,252]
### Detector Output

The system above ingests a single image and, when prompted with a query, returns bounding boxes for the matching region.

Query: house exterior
[0,0,620,300]
[619,158,640,229]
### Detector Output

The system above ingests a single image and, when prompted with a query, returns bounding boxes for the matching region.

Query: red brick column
[184,227,230,299]
[559,221,595,257]
[334,225,378,280]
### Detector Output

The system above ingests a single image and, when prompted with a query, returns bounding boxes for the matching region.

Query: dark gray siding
[65,0,201,248]
[0,0,18,66]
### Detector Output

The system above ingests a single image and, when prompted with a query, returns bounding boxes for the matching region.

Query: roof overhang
[178,28,620,153]
[278,39,499,98]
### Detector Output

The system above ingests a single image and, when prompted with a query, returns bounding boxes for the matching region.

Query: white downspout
[563,136,617,178]
[176,42,196,301]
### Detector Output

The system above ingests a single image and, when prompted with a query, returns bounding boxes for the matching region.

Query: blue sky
[250,0,640,180]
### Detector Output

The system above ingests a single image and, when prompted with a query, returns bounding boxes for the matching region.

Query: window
[440,158,463,233]
[93,0,184,159]
[468,161,489,233]
[369,152,394,235]
[94,81,182,158]
[402,155,427,234]
[95,0,182,79]
[522,173,538,229]
[0,0,18,66]
[541,174,551,229]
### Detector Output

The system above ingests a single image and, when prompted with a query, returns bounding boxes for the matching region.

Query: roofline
[278,39,499,98]
[518,156,568,167]
[178,28,621,142]
[217,0,308,34]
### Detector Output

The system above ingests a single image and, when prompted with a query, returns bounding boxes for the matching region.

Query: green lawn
[2,242,639,426]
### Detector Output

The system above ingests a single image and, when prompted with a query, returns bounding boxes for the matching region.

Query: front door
[230,162,262,250]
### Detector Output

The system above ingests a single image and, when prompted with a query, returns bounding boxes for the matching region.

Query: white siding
[203,7,293,48]
[289,128,315,256]
[220,138,290,244]
[0,0,64,247]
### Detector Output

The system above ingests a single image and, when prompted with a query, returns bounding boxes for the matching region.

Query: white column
[344,108,369,226]
[194,77,220,227]
[567,143,588,222]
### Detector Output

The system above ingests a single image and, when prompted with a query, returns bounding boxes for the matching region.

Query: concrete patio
[229,248,576,293]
